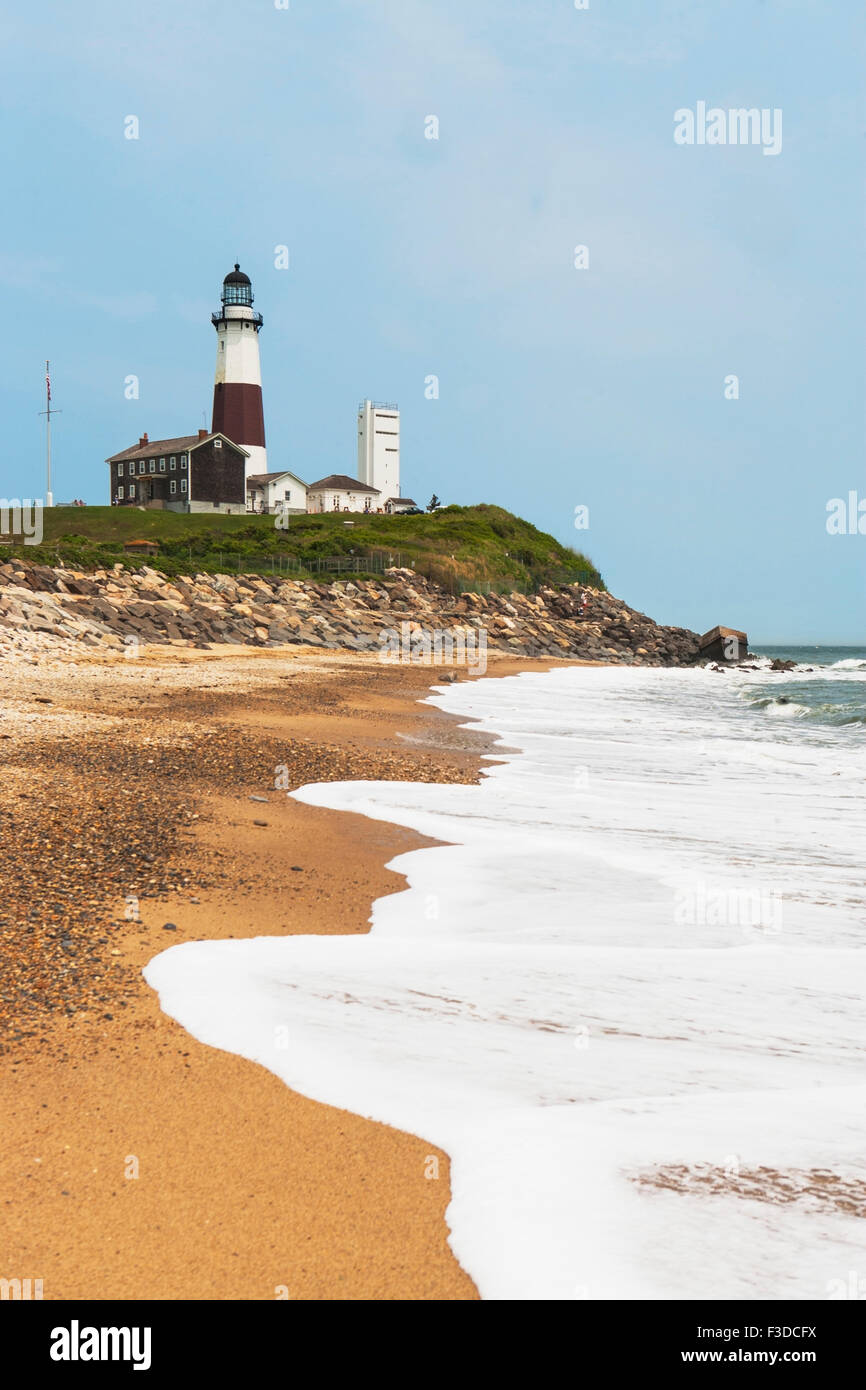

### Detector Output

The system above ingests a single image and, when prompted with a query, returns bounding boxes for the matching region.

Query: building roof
[386,497,417,506]
[107,435,199,463]
[246,471,308,488]
[307,474,380,493]
[224,263,251,285]
[105,433,248,463]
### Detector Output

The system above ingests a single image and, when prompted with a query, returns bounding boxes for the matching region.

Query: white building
[246,471,308,515]
[357,400,400,500]
[238,399,410,516]
[306,474,380,514]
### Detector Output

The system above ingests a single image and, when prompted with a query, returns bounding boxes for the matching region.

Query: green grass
[5,503,605,593]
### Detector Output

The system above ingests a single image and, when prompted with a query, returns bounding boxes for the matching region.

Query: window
[149,459,156,473]
[139,461,146,474]
[170,478,177,494]
[180,454,187,465]
[128,461,135,477]
[169,456,176,469]
[181,478,187,493]
[223,283,252,307]
[284,490,291,501]
[214,438,222,449]
[159,458,166,472]
[118,485,124,499]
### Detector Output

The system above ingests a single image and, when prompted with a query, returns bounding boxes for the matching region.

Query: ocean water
[745,646,866,729]
[145,660,866,1300]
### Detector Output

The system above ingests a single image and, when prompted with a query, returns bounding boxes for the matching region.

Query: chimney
[198,428,208,441]
[139,432,149,446]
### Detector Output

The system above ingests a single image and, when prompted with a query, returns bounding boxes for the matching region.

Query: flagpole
[39,360,58,508]
[46,360,54,507]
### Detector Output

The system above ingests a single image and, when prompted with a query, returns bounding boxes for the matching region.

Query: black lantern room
[221,263,253,307]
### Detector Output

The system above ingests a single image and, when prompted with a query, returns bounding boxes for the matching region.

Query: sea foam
[144,666,866,1300]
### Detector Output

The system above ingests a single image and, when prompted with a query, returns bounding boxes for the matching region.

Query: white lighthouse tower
[211,263,267,480]
[357,400,400,499]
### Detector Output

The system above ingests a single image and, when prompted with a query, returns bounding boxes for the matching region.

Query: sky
[1,0,863,642]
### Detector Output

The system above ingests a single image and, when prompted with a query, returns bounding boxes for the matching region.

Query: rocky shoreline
[0,558,701,665]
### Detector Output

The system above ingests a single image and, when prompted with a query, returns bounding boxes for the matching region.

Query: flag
[45,362,51,402]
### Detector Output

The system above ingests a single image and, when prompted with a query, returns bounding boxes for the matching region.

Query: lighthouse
[211,264,267,479]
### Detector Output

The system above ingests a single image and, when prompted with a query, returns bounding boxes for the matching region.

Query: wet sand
[0,646,568,1300]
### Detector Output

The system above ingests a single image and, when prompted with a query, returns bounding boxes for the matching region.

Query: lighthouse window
[223,283,252,307]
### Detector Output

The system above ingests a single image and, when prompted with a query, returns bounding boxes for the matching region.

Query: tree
[427,494,441,512]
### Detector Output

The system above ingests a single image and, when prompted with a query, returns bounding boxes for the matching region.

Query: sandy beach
[0,645,567,1301]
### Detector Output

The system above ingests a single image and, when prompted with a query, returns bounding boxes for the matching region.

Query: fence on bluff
[212,551,410,576]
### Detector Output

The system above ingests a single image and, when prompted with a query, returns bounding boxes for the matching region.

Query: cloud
[0,255,62,291]
[76,291,158,319]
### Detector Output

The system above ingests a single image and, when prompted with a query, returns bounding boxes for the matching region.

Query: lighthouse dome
[221,264,253,306]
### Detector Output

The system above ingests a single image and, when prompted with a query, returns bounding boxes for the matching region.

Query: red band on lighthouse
[212,383,265,448]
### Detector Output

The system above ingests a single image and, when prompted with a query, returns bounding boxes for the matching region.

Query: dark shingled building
[106,429,248,513]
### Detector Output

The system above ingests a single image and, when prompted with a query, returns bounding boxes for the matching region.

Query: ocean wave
[756,698,812,719]
[146,666,866,1301]
[748,695,866,725]
[809,706,866,726]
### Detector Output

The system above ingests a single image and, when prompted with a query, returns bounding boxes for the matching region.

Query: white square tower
[357,400,400,502]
